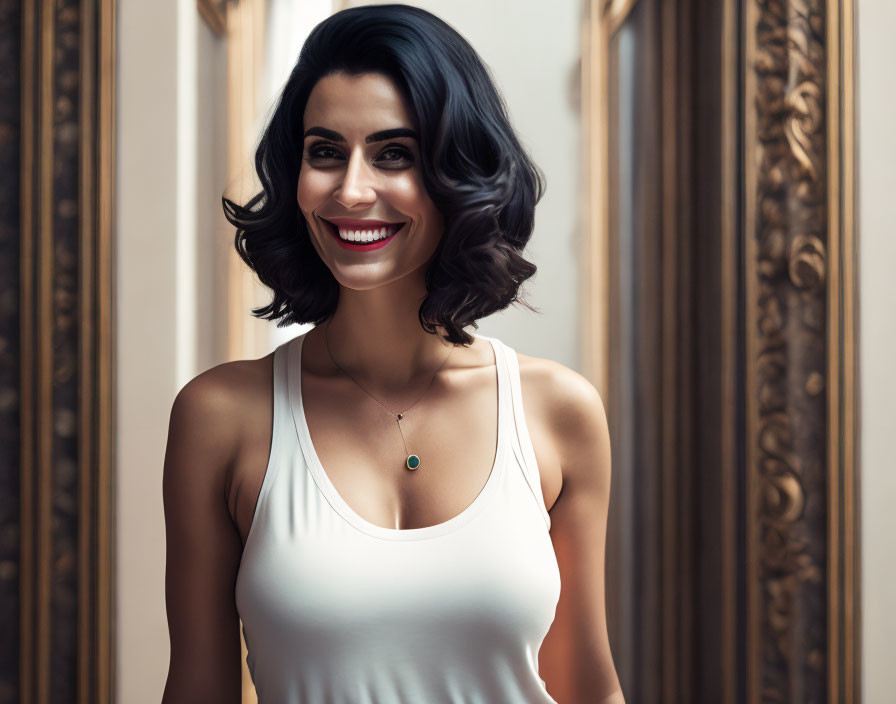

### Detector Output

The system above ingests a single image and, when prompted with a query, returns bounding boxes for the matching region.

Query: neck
[318,278,461,391]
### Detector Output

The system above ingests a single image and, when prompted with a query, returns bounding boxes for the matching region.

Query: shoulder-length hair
[223,3,544,346]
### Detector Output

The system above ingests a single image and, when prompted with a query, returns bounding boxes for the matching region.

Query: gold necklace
[323,320,456,471]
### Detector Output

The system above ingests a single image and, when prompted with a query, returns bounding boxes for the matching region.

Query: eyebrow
[303,126,418,144]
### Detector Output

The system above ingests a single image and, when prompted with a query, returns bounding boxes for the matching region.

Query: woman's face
[297,71,444,291]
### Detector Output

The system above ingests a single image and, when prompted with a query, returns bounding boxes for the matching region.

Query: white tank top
[235,331,561,703]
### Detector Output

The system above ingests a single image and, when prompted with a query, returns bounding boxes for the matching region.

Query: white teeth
[336,225,399,243]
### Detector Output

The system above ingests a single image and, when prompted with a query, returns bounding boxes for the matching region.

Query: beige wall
[116,0,177,699]
[115,0,228,700]
[857,1,896,699]
[196,15,231,371]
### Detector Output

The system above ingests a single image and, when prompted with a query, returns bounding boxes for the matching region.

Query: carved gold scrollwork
[789,234,826,291]
[748,0,829,701]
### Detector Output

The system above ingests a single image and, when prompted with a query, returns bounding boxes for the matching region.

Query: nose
[333,148,377,208]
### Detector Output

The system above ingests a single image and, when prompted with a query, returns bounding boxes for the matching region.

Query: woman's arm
[161,370,244,704]
[535,363,625,704]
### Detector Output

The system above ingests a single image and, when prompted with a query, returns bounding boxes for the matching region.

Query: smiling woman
[296,71,448,287]
[161,4,623,704]
[221,4,544,345]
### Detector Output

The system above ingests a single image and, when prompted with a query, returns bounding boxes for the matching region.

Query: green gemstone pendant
[406,454,421,470]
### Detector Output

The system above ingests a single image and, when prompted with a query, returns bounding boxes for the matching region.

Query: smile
[322,218,406,251]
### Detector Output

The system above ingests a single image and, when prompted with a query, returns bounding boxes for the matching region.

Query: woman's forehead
[303,72,414,129]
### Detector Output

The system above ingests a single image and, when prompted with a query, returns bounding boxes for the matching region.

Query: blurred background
[2,0,891,702]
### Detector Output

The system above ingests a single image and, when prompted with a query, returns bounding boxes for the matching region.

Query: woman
[162,4,623,703]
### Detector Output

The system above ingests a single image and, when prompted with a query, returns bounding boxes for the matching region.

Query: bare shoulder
[161,353,273,701]
[174,354,272,409]
[522,353,620,702]
[168,355,274,481]
[515,351,610,491]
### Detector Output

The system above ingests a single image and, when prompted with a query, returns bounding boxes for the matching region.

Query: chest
[227,354,562,549]
[233,487,562,701]
[235,510,560,651]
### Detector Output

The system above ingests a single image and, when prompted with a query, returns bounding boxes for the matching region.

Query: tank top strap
[484,335,513,450]
[271,337,294,446]
[266,336,298,486]
[239,336,296,554]
[486,337,552,531]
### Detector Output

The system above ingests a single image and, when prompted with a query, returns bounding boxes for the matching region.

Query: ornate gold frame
[742,1,858,701]
[582,0,858,700]
[18,0,116,701]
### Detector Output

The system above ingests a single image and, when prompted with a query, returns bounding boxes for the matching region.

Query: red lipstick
[321,217,406,252]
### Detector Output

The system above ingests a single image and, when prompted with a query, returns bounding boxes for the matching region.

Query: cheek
[389,174,434,211]
[296,169,332,209]
[404,179,442,229]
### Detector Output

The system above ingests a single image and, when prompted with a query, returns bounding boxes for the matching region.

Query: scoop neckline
[287,330,508,541]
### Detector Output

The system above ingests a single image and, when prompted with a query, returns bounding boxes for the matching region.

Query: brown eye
[309,145,342,160]
[377,146,413,165]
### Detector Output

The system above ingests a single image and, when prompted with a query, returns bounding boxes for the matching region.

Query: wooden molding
[10,0,116,701]
[742,0,858,702]
[581,0,859,700]
[199,0,229,36]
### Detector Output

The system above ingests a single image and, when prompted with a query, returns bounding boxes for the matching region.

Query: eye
[305,141,414,167]
[308,144,342,160]
[377,146,413,164]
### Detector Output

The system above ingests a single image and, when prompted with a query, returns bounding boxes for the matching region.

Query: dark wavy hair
[223,3,544,345]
